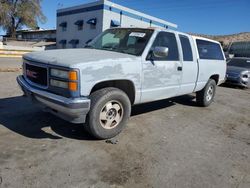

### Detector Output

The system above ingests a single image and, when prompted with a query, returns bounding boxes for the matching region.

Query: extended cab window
[179,35,193,61]
[151,32,179,61]
[196,39,224,60]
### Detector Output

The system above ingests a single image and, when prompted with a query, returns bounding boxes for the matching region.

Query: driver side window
[151,32,179,61]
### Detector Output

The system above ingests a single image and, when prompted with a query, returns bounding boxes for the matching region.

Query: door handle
[177,66,182,71]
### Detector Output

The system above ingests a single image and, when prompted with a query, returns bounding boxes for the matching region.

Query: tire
[196,79,217,107]
[86,87,131,139]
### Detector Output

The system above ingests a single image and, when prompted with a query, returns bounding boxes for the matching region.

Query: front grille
[25,63,48,87]
[227,72,239,78]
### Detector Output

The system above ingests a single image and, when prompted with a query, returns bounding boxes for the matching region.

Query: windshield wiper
[102,46,114,50]
[101,46,136,56]
[84,45,94,48]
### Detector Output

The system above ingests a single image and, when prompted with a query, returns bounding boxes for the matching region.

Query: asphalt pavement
[0,59,250,188]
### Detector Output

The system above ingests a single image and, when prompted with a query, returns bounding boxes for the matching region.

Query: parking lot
[0,57,250,188]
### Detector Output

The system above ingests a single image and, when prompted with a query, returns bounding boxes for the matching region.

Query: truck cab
[17,27,226,139]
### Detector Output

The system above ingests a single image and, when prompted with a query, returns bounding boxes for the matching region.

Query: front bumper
[225,75,249,87]
[17,75,90,123]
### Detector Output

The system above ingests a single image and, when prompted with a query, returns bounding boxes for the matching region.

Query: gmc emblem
[26,70,38,78]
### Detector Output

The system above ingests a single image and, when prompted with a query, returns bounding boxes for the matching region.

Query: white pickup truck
[17,27,226,139]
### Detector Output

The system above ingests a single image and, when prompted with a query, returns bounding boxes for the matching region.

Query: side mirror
[85,39,92,45]
[153,47,169,58]
[84,39,93,48]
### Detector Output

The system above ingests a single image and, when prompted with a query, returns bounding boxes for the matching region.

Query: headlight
[50,69,78,81]
[241,71,249,79]
[50,69,69,79]
[50,79,68,89]
[50,69,78,91]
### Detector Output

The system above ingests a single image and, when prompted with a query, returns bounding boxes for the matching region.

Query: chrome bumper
[17,75,90,123]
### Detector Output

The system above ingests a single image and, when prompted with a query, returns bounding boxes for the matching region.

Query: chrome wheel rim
[99,100,123,130]
[206,85,214,101]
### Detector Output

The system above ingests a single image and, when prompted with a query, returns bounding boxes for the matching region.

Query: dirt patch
[221,116,250,145]
[98,145,149,186]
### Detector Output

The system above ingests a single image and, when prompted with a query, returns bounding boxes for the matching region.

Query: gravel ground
[0,58,250,188]
[0,57,22,70]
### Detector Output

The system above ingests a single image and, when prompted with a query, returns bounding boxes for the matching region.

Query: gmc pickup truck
[17,27,226,139]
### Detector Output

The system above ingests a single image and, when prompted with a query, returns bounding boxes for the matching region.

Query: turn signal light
[69,82,77,91]
[69,71,78,81]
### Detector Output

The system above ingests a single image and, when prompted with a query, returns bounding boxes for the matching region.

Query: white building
[57,0,177,49]
[16,29,56,42]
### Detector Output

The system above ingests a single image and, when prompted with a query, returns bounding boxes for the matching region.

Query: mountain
[190,32,250,48]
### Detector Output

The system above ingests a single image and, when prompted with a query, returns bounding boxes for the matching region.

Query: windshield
[228,58,250,68]
[87,28,154,56]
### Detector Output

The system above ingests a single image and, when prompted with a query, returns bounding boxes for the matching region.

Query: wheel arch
[209,74,219,84]
[90,79,136,105]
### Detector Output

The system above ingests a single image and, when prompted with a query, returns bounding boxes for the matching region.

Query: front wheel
[196,79,217,107]
[86,87,131,139]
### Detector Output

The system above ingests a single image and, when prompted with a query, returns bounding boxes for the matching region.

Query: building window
[69,39,79,48]
[78,24,83,31]
[59,22,67,32]
[75,20,84,31]
[87,18,97,29]
[59,40,67,49]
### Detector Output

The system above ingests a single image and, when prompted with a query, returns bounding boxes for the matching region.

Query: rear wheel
[86,87,131,139]
[196,79,217,107]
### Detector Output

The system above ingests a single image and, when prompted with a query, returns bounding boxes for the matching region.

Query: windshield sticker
[129,32,146,38]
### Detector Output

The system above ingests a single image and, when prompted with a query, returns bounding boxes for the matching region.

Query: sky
[1,0,250,35]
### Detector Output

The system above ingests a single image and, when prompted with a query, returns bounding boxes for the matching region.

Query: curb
[0,54,23,58]
[0,67,22,72]
[0,49,33,58]
[0,49,32,53]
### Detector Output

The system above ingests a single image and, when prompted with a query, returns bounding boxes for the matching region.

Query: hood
[227,66,249,74]
[23,48,137,67]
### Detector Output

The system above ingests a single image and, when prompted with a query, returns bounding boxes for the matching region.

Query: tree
[0,0,46,38]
